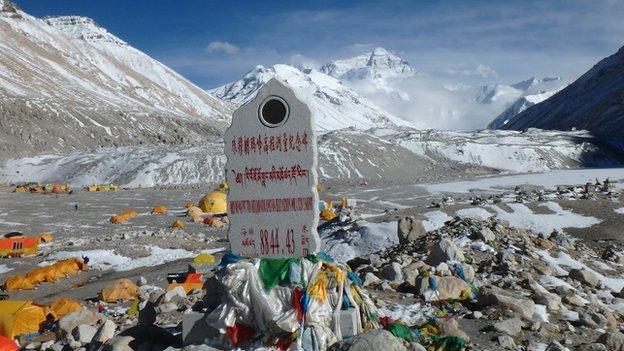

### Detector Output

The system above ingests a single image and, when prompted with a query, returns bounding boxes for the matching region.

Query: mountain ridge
[498,45,624,137]
[0,6,232,157]
[211,63,413,132]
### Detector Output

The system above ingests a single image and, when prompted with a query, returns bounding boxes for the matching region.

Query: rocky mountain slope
[211,64,412,131]
[0,2,232,158]
[498,45,624,138]
[2,127,622,187]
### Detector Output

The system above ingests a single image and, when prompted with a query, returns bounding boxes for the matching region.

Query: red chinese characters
[230,131,309,156]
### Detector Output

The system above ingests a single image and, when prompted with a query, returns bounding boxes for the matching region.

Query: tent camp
[198,192,227,214]
[48,297,82,319]
[0,301,46,339]
[4,258,86,291]
[0,235,38,257]
[151,205,167,215]
[100,279,138,303]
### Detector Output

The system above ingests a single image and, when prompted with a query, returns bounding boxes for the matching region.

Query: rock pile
[348,216,624,350]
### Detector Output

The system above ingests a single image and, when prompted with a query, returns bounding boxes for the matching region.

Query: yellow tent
[198,192,227,214]
[186,206,203,218]
[193,253,215,265]
[0,301,46,339]
[38,232,53,243]
[25,266,60,284]
[151,205,167,215]
[100,279,138,303]
[170,219,185,229]
[320,208,337,220]
[3,276,35,292]
[118,210,138,218]
[48,297,82,320]
[24,258,85,285]
[109,215,128,224]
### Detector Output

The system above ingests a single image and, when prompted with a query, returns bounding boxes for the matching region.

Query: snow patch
[321,221,398,263]
[488,202,600,235]
[422,210,453,231]
[47,246,194,271]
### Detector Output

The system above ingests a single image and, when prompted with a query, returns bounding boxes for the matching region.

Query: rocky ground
[1,172,624,350]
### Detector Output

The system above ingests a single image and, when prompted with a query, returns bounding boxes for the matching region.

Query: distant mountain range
[211,64,413,131]
[496,45,624,138]
[0,2,231,157]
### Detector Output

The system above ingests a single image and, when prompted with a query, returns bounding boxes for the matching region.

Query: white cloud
[447,64,498,78]
[206,41,239,55]
[286,54,319,71]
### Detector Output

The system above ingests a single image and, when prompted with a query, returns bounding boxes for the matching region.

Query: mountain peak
[511,76,562,92]
[320,47,417,81]
[212,63,413,131]
[44,16,126,46]
[0,0,18,14]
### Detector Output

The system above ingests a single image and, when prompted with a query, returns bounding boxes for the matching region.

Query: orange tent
[38,232,53,243]
[100,279,138,303]
[0,336,18,351]
[166,273,204,294]
[109,215,128,224]
[151,205,167,215]
[0,301,46,339]
[170,219,185,229]
[3,276,34,292]
[118,210,138,218]
[0,236,38,258]
[48,297,82,319]
[186,206,202,218]
[25,266,60,284]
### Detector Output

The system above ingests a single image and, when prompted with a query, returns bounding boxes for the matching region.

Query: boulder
[577,344,607,351]
[545,341,567,351]
[597,332,624,351]
[397,217,427,245]
[328,329,407,351]
[60,310,104,335]
[363,272,381,287]
[418,275,470,301]
[569,268,599,287]
[438,319,469,340]
[478,286,535,320]
[497,335,515,349]
[529,279,562,311]
[493,317,523,336]
[93,319,117,345]
[163,286,186,303]
[434,262,450,276]
[579,311,608,328]
[401,262,422,285]
[101,336,134,351]
[72,324,97,344]
[157,302,179,314]
[426,238,464,266]
[377,262,403,282]
[476,227,495,243]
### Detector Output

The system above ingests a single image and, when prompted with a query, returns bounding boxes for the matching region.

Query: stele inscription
[224,78,320,258]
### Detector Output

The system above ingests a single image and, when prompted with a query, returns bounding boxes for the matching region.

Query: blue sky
[18,0,624,89]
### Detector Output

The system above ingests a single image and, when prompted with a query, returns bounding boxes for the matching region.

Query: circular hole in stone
[259,96,289,127]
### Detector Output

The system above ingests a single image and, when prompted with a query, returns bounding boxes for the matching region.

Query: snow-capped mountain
[211,64,413,132]
[488,89,559,129]
[0,3,231,157]
[476,76,564,105]
[499,45,624,138]
[320,47,417,81]
[483,76,567,129]
[3,127,622,187]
